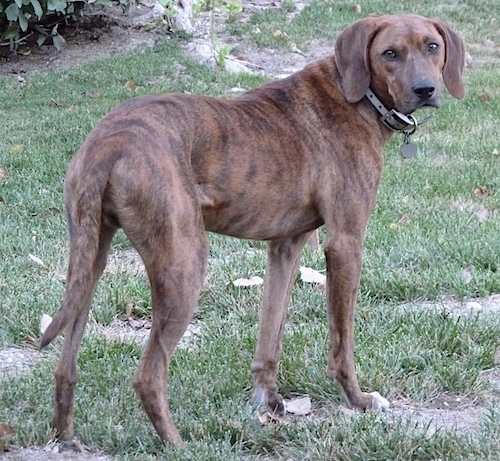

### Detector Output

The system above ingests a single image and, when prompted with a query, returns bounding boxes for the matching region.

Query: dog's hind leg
[48,221,117,441]
[251,232,312,414]
[123,191,209,445]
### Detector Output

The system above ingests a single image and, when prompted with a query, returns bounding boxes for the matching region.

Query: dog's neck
[364,88,417,133]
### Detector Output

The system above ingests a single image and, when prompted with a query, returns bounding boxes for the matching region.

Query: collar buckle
[365,88,417,133]
[381,110,417,133]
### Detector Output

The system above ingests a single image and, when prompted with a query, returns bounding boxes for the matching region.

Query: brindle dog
[41,14,465,446]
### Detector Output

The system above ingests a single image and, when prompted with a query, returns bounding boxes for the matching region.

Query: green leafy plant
[0,0,130,51]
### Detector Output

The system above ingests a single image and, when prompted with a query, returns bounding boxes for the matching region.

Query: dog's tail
[40,160,111,349]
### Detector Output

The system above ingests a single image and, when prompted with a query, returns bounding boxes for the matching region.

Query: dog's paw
[251,387,286,416]
[369,391,390,411]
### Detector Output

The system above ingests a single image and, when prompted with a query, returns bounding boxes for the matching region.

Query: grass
[1,1,500,459]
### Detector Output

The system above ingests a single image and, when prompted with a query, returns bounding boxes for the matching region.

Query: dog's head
[335,14,466,114]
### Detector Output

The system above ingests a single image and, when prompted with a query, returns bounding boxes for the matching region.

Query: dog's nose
[412,82,436,99]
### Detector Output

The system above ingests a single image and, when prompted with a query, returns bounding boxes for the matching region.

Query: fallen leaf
[0,422,15,453]
[40,314,53,335]
[478,92,492,103]
[461,266,473,284]
[126,302,134,318]
[473,186,492,196]
[9,144,23,155]
[257,411,283,425]
[285,396,311,416]
[0,168,7,180]
[232,275,264,287]
[0,423,15,439]
[299,266,326,285]
[397,213,410,225]
[32,207,60,218]
[124,80,136,90]
[28,253,44,266]
[87,91,101,99]
[67,105,77,114]
[0,196,4,203]
[127,318,152,330]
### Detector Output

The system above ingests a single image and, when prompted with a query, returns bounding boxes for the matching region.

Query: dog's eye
[383,49,397,59]
[428,43,439,53]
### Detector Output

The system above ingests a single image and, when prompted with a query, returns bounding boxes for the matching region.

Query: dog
[41,14,465,446]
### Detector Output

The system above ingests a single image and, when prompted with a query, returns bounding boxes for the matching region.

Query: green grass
[1,1,500,459]
[230,0,500,51]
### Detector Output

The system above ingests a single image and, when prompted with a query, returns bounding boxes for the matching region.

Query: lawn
[0,1,499,459]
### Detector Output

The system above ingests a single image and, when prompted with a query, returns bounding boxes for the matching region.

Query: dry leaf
[28,253,44,266]
[32,207,60,218]
[9,144,23,155]
[0,196,4,203]
[67,105,77,114]
[478,92,491,103]
[87,91,101,99]
[40,314,53,335]
[257,411,282,425]
[473,186,492,196]
[126,302,134,318]
[0,168,7,181]
[124,80,136,90]
[461,266,473,284]
[397,213,410,225]
[299,266,326,285]
[232,275,264,287]
[285,396,311,416]
[0,423,15,439]
[127,318,152,330]
[0,422,15,453]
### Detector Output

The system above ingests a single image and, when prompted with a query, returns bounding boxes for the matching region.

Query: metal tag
[400,140,417,158]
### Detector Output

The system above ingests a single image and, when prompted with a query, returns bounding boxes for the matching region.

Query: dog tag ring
[400,133,417,158]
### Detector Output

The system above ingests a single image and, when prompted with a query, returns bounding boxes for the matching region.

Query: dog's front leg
[325,232,390,411]
[251,232,311,414]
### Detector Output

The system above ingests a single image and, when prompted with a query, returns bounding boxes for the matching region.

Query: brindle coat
[41,14,465,446]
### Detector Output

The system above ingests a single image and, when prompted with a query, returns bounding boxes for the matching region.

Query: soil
[1,3,499,459]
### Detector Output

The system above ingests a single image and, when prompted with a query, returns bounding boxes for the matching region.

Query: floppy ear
[334,17,380,103]
[432,19,466,99]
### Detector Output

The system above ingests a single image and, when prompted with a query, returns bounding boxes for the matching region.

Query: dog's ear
[335,17,380,103]
[432,19,466,99]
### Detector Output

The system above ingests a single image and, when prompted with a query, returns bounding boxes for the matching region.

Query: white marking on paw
[369,391,390,411]
[252,387,267,407]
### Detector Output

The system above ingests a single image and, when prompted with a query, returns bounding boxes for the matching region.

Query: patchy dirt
[0,4,160,76]
[0,347,40,378]
[0,447,114,461]
[1,2,499,458]
[0,0,336,79]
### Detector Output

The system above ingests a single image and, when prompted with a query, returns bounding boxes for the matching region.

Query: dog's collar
[364,88,435,158]
[365,88,417,133]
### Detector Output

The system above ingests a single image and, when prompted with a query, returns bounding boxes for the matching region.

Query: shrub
[0,0,129,51]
